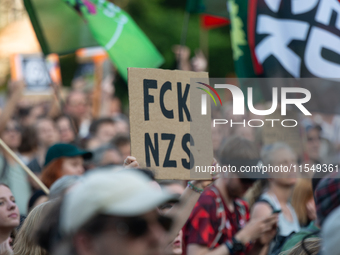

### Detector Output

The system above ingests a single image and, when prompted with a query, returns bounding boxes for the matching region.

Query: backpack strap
[209,187,226,249]
[256,198,275,212]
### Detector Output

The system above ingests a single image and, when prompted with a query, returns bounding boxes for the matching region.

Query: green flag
[63,0,164,80]
[25,0,164,80]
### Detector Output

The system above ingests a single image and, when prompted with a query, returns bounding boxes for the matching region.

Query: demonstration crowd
[1,57,340,255]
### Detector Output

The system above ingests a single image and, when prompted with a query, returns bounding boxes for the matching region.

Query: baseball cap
[60,168,178,235]
[44,143,92,167]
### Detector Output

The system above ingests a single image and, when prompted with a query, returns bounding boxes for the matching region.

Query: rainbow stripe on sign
[196,82,222,106]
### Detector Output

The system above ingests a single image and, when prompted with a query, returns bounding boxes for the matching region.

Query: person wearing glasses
[57,168,178,255]
[183,136,279,255]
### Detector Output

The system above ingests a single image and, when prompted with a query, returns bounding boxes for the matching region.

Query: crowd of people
[0,50,340,255]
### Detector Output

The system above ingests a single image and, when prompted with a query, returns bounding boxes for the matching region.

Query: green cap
[44,143,93,167]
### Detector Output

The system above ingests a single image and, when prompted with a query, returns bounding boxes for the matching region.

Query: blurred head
[18,126,38,155]
[0,184,20,232]
[65,91,89,119]
[91,145,123,168]
[219,136,260,198]
[13,202,49,255]
[41,143,92,188]
[89,118,116,144]
[114,119,129,136]
[159,203,182,255]
[41,157,84,188]
[56,116,77,143]
[36,118,60,147]
[232,125,255,142]
[49,175,81,200]
[110,97,122,117]
[261,143,298,187]
[112,134,131,159]
[291,179,315,226]
[304,126,321,162]
[1,119,22,150]
[60,169,177,255]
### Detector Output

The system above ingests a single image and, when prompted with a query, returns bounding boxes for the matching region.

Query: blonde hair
[13,202,49,255]
[291,179,314,226]
[279,238,321,255]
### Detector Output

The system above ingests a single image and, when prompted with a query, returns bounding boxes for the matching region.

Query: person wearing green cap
[41,143,92,188]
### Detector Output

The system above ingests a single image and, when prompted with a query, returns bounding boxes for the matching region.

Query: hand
[235,214,278,244]
[306,199,317,221]
[123,156,139,168]
[172,45,191,61]
[191,49,207,72]
[191,158,219,189]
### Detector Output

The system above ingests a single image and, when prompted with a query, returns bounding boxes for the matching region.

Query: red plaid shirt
[182,185,250,255]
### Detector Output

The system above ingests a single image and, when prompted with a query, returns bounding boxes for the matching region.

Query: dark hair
[18,126,39,153]
[312,170,333,196]
[55,114,79,135]
[78,214,117,236]
[28,190,47,213]
[35,197,63,252]
[89,118,115,136]
[111,134,130,147]
[136,168,156,181]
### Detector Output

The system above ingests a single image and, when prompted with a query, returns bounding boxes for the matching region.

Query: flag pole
[0,138,50,194]
[178,11,191,69]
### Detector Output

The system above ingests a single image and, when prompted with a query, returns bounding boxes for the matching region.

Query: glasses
[307,136,321,142]
[115,215,173,238]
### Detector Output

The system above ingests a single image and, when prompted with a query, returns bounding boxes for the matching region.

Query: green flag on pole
[63,0,164,80]
[24,0,164,80]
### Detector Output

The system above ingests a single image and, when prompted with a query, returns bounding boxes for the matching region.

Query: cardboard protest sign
[128,68,213,180]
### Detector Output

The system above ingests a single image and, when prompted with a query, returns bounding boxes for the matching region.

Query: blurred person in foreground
[0,184,20,255]
[279,238,321,255]
[159,202,183,255]
[280,171,340,253]
[13,202,49,255]
[183,136,278,255]
[250,143,300,255]
[57,169,178,255]
[322,205,340,255]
